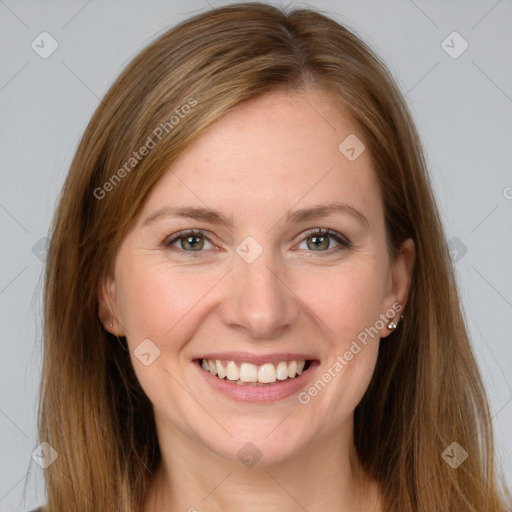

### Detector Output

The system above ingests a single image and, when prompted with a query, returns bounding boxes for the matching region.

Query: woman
[33,3,510,511]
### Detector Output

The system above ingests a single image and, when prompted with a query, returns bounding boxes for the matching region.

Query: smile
[193,354,319,402]
[199,358,311,386]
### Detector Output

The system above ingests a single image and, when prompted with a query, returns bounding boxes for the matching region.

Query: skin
[99,88,415,511]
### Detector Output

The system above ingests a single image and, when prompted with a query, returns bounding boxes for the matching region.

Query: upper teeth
[201,359,306,384]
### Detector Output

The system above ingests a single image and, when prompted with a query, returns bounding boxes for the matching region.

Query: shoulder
[28,507,46,512]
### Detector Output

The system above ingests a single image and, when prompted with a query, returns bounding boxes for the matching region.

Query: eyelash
[162,228,352,257]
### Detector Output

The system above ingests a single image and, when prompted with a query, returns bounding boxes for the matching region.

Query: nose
[218,248,300,340]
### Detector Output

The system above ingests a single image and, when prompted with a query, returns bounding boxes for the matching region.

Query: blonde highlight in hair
[37,3,510,511]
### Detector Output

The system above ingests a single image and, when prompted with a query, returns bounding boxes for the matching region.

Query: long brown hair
[37,3,510,511]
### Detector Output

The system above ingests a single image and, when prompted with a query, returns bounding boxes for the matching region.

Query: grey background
[1,0,511,510]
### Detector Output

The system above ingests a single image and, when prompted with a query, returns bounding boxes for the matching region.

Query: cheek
[295,261,385,422]
[303,261,387,345]
[113,259,220,417]
[115,258,218,343]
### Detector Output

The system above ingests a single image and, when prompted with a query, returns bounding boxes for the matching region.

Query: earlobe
[97,278,123,336]
[381,238,415,338]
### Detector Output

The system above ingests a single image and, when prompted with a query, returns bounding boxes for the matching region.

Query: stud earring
[109,321,113,328]
[387,315,404,331]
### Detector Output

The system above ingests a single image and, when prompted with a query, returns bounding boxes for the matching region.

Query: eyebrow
[284,202,369,228]
[143,202,369,228]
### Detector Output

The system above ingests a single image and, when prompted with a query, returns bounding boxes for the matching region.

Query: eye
[162,228,351,256]
[297,228,351,253]
[163,229,215,253]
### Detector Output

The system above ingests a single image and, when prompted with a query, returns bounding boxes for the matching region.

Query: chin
[199,419,311,468]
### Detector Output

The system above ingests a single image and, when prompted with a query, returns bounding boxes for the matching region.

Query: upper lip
[194,352,319,366]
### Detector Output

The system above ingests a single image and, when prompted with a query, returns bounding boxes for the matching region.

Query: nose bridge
[219,239,298,338]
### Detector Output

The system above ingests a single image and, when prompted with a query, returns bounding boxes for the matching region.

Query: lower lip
[193,360,319,403]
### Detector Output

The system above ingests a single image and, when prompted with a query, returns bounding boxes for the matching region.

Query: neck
[144,420,382,512]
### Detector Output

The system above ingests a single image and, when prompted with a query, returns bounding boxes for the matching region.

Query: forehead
[138,88,383,227]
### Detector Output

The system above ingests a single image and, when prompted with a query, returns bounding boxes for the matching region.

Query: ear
[381,237,415,336]
[97,276,124,336]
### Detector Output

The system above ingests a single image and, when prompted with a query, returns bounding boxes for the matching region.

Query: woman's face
[101,88,414,466]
